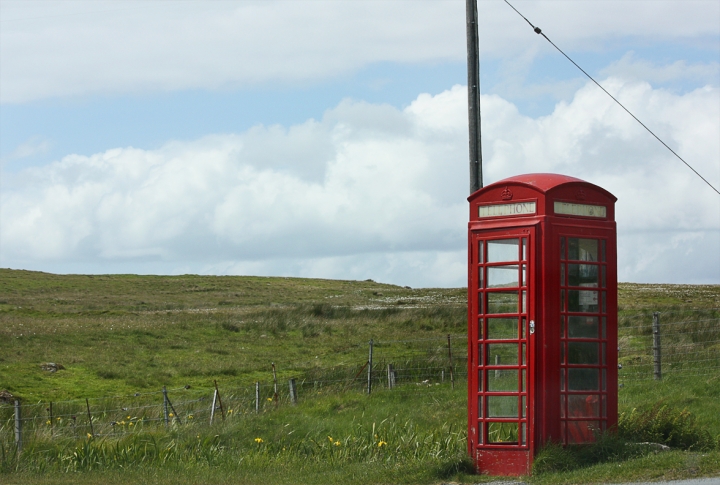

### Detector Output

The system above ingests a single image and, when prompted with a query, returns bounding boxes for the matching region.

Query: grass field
[1,269,719,484]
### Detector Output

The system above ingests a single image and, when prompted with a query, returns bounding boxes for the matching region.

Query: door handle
[529,320,535,334]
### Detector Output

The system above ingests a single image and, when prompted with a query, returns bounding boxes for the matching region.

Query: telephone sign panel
[467,173,618,476]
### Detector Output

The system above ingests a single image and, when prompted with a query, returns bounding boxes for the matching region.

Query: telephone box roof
[469,173,617,202]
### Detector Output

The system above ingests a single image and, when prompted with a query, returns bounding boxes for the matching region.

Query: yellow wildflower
[378,440,387,447]
[328,436,334,442]
[254,437,263,443]
[169,413,174,417]
[334,441,341,446]
[129,422,134,426]
[46,420,51,425]
[87,433,93,439]
[267,397,273,402]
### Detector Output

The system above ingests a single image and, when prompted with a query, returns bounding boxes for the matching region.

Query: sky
[1,0,719,288]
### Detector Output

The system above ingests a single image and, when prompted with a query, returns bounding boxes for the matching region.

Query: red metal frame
[467,174,617,476]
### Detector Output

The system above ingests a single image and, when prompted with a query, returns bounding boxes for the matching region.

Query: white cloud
[601,52,720,87]
[7,137,51,159]
[1,0,718,103]
[1,80,718,286]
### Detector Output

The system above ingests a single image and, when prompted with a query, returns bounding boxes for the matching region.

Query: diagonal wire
[503,0,720,196]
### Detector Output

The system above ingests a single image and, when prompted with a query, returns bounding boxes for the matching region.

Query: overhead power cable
[504,0,720,196]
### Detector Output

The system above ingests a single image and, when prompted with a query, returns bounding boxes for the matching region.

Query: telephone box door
[469,226,536,475]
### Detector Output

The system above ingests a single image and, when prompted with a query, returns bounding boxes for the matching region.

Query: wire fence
[1,334,469,449]
[2,308,719,449]
[618,308,720,381]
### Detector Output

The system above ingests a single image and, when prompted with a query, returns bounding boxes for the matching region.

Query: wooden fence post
[387,364,395,389]
[14,400,22,453]
[210,389,218,424]
[447,334,455,390]
[653,312,662,380]
[289,378,297,405]
[255,382,260,414]
[213,380,225,421]
[163,386,169,426]
[85,398,94,437]
[367,340,374,395]
[272,363,279,407]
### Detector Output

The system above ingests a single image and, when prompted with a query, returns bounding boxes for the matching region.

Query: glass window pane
[487,318,517,339]
[568,395,600,417]
[601,266,606,288]
[521,396,526,418]
[478,242,484,263]
[568,290,599,312]
[569,343,599,364]
[521,422,526,446]
[522,238,527,261]
[560,316,565,338]
[478,267,484,288]
[488,291,519,314]
[488,396,518,417]
[478,292,484,314]
[488,422,518,444]
[521,317,526,339]
[561,368,565,391]
[568,238,598,262]
[568,264,599,286]
[478,369,484,392]
[560,263,565,286]
[478,318,484,340]
[568,316,599,338]
[521,265,526,287]
[560,238,566,260]
[487,239,519,263]
[569,368,599,390]
[477,343,483,366]
[478,395,483,417]
[488,344,518,366]
[561,395,566,418]
[567,421,600,444]
[487,265,519,288]
[601,239,606,262]
[488,369,518,391]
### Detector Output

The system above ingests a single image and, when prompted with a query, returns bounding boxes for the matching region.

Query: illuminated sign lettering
[554,202,606,218]
[478,202,536,218]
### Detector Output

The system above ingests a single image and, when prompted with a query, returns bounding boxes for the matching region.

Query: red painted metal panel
[468,173,617,476]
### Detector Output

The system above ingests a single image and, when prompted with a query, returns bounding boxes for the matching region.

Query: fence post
[367,339,374,395]
[163,386,170,426]
[85,398,94,437]
[255,382,260,414]
[653,312,662,380]
[210,389,218,424]
[387,364,395,389]
[14,400,22,453]
[213,380,225,421]
[272,363,279,407]
[447,334,455,390]
[289,378,297,405]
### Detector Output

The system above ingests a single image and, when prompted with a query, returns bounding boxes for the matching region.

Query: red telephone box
[467,173,618,476]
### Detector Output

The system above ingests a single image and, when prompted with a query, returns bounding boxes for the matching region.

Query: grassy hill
[0,269,718,484]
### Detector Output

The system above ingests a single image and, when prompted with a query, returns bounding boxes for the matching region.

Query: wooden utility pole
[466,0,483,194]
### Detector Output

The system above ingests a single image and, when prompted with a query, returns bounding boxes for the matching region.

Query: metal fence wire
[2,309,719,448]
